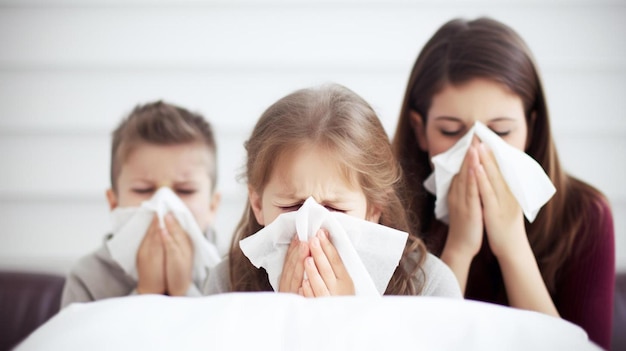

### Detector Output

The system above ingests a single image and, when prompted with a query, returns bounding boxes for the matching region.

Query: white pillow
[16,293,599,351]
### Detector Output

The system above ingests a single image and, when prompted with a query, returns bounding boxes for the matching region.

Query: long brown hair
[229,83,427,295]
[391,17,607,293]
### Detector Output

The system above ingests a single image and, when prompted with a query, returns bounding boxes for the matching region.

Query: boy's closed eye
[175,188,197,196]
[132,187,155,195]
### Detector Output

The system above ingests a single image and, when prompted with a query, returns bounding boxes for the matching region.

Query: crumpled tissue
[424,121,556,223]
[106,187,221,284]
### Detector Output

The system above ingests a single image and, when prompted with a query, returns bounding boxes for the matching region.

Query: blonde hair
[229,83,427,295]
[110,100,217,191]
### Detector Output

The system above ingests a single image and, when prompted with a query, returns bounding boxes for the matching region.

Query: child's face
[249,145,380,226]
[412,78,529,160]
[106,142,219,232]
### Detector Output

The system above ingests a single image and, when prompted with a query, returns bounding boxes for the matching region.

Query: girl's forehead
[269,144,361,191]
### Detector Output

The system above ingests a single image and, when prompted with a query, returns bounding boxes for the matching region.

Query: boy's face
[106,142,220,232]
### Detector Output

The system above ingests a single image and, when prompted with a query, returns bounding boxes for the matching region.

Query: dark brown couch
[0,271,65,351]
[1,270,625,350]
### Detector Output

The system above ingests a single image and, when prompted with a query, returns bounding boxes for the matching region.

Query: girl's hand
[446,141,484,259]
[136,215,166,295]
[161,213,194,296]
[278,236,310,294]
[474,143,527,258]
[301,229,354,297]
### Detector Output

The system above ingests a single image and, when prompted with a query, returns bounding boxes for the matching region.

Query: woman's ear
[105,188,118,210]
[248,185,265,226]
[525,111,537,151]
[409,110,429,152]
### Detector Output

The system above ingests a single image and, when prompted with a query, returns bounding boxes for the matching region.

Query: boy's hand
[136,215,166,295]
[301,229,354,297]
[161,213,194,296]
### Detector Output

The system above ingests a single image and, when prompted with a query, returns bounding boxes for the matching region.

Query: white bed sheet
[16,293,600,351]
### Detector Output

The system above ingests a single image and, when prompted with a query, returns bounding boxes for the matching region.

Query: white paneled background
[0,0,624,275]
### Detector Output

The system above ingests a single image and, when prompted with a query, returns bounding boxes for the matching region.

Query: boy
[61,101,221,307]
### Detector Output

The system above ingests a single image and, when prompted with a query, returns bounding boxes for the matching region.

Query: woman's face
[412,78,529,159]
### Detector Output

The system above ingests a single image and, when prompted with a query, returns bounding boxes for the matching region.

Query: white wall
[0,0,624,274]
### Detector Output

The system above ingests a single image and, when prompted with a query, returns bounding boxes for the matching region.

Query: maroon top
[460,200,615,350]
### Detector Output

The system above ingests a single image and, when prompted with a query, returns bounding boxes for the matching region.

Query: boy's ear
[206,191,222,225]
[409,110,429,152]
[248,185,265,226]
[106,189,118,210]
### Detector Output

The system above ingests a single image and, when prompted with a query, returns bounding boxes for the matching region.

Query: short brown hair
[110,100,217,191]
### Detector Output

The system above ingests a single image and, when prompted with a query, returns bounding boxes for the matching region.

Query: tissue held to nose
[424,121,555,223]
[107,187,221,284]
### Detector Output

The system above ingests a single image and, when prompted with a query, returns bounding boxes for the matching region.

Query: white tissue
[424,121,556,223]
[239,197,408,296]
[106,187,221,284]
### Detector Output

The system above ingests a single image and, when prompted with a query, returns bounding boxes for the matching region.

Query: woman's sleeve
[554,199,615,350]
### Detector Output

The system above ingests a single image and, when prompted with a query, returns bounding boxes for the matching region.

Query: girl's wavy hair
[229,83,428,295]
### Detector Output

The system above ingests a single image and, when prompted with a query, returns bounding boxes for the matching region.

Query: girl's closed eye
[324,205,346,213]
[278,203,303,212]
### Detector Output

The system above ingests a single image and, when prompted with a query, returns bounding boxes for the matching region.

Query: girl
[392,17,615,348]
[204,84,461,298]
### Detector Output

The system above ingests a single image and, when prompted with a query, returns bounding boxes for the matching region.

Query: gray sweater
[203,252,463,298]
[61,234,205,309]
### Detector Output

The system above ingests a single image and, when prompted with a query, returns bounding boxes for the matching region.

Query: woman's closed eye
[490,128,511,137]
[439,128,463,137]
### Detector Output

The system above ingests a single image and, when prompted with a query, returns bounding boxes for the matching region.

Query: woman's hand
[474,143,527,258]
[301,229,354,297]
[446,141,484,259]
[161,213,194,296]
[278,236,310,294]
[441,140,485,293]
[136,215,166,295]
[473,144,558,317]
